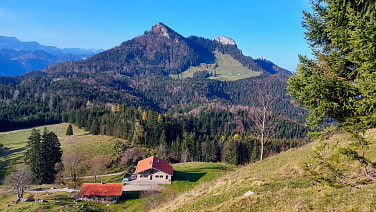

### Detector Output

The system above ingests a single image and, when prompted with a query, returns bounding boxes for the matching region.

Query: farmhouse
[78,183,123,204]
[134,156,173,184]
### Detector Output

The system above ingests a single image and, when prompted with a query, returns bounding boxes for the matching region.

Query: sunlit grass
[154,129,376,211]
[170,52,261,81]
[0,123,128,180]
[3,125,376,211]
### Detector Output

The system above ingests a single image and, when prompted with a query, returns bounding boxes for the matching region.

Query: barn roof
[135,156,173,175]
[79,183,123,197]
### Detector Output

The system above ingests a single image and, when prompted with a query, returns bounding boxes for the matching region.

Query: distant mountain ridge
[0,36,103,76]
[0,23,305,132]
[0,36,102,55]
[45,22,290,78]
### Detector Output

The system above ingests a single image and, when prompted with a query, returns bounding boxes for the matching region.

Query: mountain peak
[151,22,174,39]
[215,36,236,46]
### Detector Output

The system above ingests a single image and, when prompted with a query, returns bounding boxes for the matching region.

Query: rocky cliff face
[215,36,236,46]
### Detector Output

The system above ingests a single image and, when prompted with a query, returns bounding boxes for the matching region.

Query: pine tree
[25,129,42,183]
[41,128,62,183]
[158,130,168,159]
[66,124,73,136]
[222,139,239,165]
[90,117,100,135]
[25,128,62,184]
[287,0,376,184]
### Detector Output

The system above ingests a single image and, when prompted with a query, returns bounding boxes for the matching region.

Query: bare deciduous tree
[90,155,108,183]
[121,147,143,165]
[4,165,33,201]
[249,93,276,161]
[62,151,85,188]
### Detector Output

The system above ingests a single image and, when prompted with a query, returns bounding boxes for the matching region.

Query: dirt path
[63,171,125,180]
[27,187,78,193]
[79,171,124,179]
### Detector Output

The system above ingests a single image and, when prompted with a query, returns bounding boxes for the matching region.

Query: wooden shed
[78,183,123,204]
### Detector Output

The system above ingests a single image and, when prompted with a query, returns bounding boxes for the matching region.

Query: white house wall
[136,169,172,184]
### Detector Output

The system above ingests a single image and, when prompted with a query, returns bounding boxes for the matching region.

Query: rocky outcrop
[215,36,236,45]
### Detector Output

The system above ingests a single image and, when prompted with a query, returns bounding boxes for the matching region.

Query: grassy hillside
[2,124,376,211]
[170,52,261,81]
[154,129,376,212]
[0,160,233,212]
[123,162,234,212]
[0,124,234,212]
[0,123,127,180]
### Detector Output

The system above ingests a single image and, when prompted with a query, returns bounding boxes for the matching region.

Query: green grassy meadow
[0,123,128,180]
[2,124,376,211]
[0,124,234,211]
[0,160,233,212]
[170,52,261,81]
[154,129,376,212]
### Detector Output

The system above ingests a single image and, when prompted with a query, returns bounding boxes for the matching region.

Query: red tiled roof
[135,156,173,175]
[79,183,123,197]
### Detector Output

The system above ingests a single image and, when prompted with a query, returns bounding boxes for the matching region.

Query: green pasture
[170,52,261,81]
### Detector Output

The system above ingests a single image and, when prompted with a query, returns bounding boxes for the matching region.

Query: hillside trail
[27,171,125,193]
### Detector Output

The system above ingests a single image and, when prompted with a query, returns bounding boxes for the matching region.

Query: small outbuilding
[134,156,173,184]
[78,183,123,204]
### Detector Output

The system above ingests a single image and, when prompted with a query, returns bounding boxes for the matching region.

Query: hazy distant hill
[0,36,103,76]
[0,36,102,55]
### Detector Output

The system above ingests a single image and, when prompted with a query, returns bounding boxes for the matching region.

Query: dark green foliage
[25,128,62,184]
[65,124,73,135]
[222,139,239,165]
[64,104,308,165]
[288,0,376,128]
[288,0,376,185]
[192,70,211,79]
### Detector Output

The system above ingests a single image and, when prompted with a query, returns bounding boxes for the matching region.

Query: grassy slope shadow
[172,170,206,182]
[122,170,206,200]
[0,147,26,181]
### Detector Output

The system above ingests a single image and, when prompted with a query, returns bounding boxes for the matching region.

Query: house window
[166,175,168,179]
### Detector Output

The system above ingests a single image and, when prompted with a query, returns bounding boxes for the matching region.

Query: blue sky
[0,0,311,71]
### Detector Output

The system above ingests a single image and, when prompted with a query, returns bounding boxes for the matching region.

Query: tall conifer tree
[25,128,62,184]
[288,0,376,183]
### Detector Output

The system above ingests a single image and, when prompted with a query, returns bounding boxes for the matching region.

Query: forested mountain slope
[0,23,307,156]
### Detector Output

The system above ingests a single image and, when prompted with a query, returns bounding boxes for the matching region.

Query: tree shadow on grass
[0,146,26,157]
[172,170,206,182]
[122,191,141,200]
[0,147,26,181]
